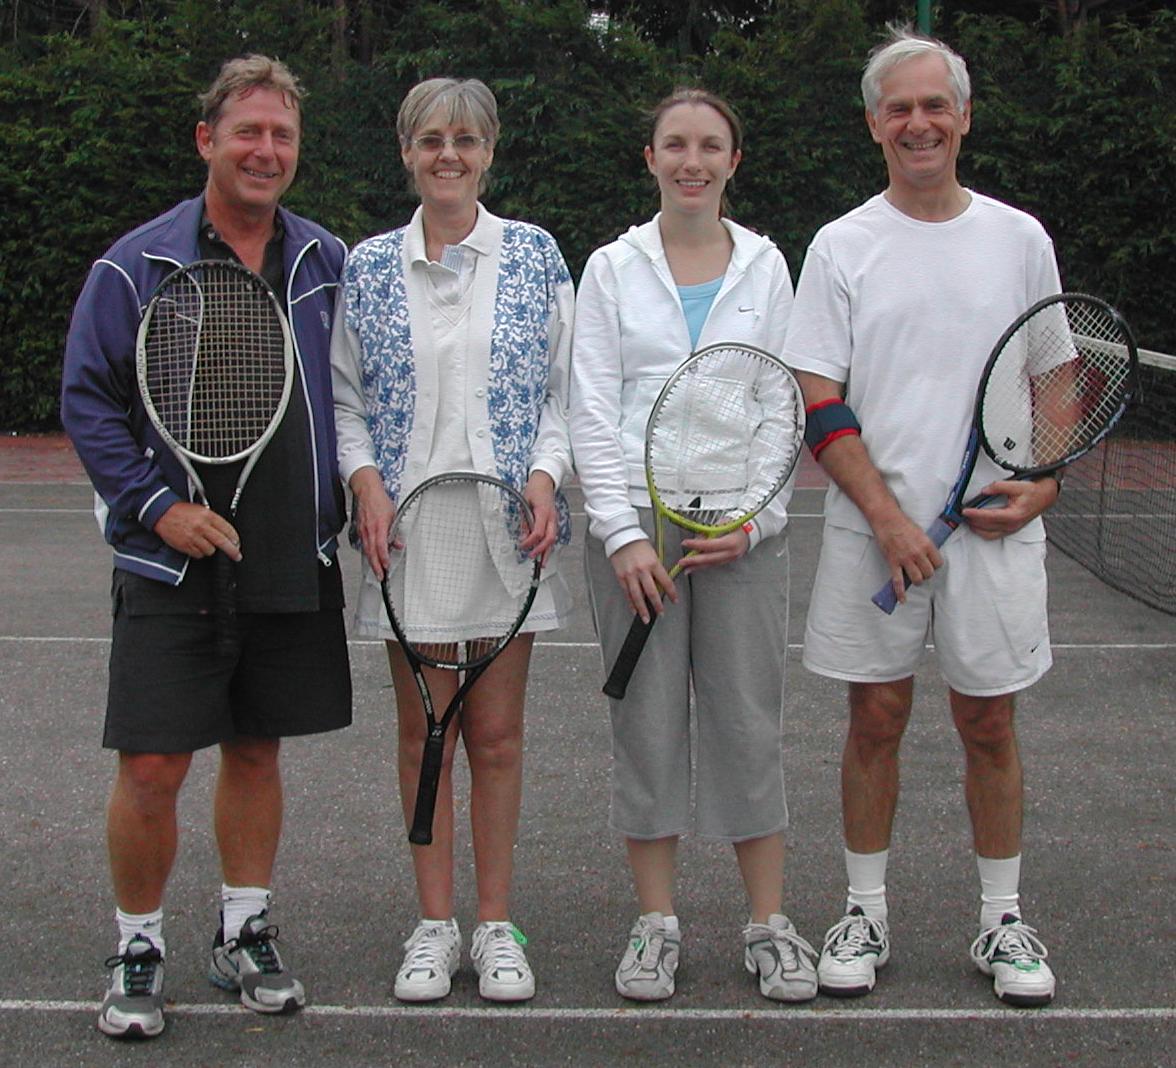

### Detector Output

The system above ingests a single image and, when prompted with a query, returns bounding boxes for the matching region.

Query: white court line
[0,508,92,514]
[0,998,1171,1023]
[0,512,846,522]
[1,636,1174,651]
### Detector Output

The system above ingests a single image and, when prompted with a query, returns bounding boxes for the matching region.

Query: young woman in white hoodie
[569,88,816,1003]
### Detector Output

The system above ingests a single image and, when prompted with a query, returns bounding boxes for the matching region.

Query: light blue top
[677,276,724,349]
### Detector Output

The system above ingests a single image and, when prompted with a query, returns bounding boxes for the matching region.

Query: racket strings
[387,478,536,668]
[143,265,288,461]
[983,301,1134,471]
[648,347,803,526]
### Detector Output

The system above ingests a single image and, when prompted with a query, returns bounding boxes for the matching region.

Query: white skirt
[352,545,573,642]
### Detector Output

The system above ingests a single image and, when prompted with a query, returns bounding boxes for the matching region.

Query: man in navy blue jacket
[61,55,352,1040]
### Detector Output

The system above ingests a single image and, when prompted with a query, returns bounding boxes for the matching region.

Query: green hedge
[2,1,1172,430]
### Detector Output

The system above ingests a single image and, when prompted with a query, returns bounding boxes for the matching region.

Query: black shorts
[104,575,352,753]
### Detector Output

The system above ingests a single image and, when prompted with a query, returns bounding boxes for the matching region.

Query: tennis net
[1045,346,1176,615]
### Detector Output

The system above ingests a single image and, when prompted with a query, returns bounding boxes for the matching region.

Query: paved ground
[0,436,1172,1067]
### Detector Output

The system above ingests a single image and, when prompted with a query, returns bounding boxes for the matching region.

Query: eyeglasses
[411,134,489,153]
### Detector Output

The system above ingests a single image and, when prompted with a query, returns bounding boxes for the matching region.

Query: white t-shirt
[783,191,1062,535]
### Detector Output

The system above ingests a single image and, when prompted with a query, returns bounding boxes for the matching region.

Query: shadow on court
[0,436,1172,1067]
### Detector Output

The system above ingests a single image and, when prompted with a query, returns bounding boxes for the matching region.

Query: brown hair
[198,54,304,127]
[647,87,743,217]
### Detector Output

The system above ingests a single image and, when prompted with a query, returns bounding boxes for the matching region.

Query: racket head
[644,342,806,535]
[380,472,541,671]
[136,259,294,465]
[977,293,1139,475]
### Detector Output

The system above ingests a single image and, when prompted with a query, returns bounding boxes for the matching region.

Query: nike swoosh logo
[738,305,755,313]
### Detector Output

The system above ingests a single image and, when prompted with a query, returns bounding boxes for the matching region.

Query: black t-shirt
[123,217,336,615]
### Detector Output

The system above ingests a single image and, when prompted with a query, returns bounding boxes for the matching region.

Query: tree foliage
[1,0,1173,429]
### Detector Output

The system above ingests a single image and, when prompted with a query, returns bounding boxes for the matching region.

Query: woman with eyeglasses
[331,77,574,1005]
[569,88,816,1003]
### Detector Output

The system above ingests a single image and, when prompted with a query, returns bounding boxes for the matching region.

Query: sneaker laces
[476,924,529,975]
[402,923,457,972]
[628,916,671,964]
[971,920,1049,966]
[824,912,886,963]
[104,941,162,994]
[228,921,283,974]
[747,922,816,968]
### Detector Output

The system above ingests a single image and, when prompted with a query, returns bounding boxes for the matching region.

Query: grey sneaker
[394,919,462,1002]
[969,914,1056,1007]
[817,906,891,997]
[97,935,165,1039]
[743,914,818,1002]
[209,912,305,1013]
[470,922,535,1002]
[615,913,680,1001]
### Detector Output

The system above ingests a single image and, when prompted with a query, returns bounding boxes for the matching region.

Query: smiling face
[866,52,971,201]
[645,102,741,220]
[196,86,300,224]
[401,105,493,213]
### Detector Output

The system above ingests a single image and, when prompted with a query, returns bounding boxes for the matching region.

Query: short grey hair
[861,25,971,115]
[199,54,304,127]
[396,77,500,146]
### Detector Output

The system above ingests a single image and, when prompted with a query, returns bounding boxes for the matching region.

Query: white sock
[845,848,889,922]
[652,913,679,933]
[116,907,164,958]
[977,855,1021,930]
[220,884,271,943]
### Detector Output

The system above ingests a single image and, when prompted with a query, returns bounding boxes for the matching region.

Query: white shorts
[802,524,1052,697]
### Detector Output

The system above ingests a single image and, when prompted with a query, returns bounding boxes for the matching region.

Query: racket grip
[408,731,446,846]
[213,551,238,654]
[602,609,657,700]
[870,515,959,615]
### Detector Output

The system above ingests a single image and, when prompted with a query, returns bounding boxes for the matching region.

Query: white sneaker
[817,906,891,997]
[394,919,461,1002]
[615,913,680,1001]
[743,914,818,1002]
[970,914,1056,1007]
[470,922,535,1002]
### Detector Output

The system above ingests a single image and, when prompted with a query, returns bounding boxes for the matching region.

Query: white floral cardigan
[331,204,575,549]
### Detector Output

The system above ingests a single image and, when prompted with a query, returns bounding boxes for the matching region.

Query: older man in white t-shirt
[784,27,1060,1008]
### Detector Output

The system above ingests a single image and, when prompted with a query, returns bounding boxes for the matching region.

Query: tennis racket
[136,260,294,649]
[601,342,806,700]
[872,292,1139,614]
[380,471,541,846]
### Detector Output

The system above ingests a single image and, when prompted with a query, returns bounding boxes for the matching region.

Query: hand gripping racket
[136,260,294,649]
[872,292,1139,614]
[602,343,806,700]
[380,472,541,845]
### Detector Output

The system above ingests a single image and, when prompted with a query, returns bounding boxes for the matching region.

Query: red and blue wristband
[804,398,861,460]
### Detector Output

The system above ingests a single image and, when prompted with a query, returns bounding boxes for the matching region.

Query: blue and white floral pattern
[342,229,415,501]
[343,219,572,545]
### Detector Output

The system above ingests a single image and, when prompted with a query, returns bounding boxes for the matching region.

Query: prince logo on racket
[783,27,1071,1008]
[62,55,352,1040]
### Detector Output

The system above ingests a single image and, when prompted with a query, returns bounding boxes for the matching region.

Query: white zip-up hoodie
[570,214,795,557]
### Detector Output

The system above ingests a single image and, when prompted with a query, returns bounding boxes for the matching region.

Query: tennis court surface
[0,434,1171,1067]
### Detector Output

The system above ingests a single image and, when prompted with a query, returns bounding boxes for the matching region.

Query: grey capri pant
[584,509,791,841]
